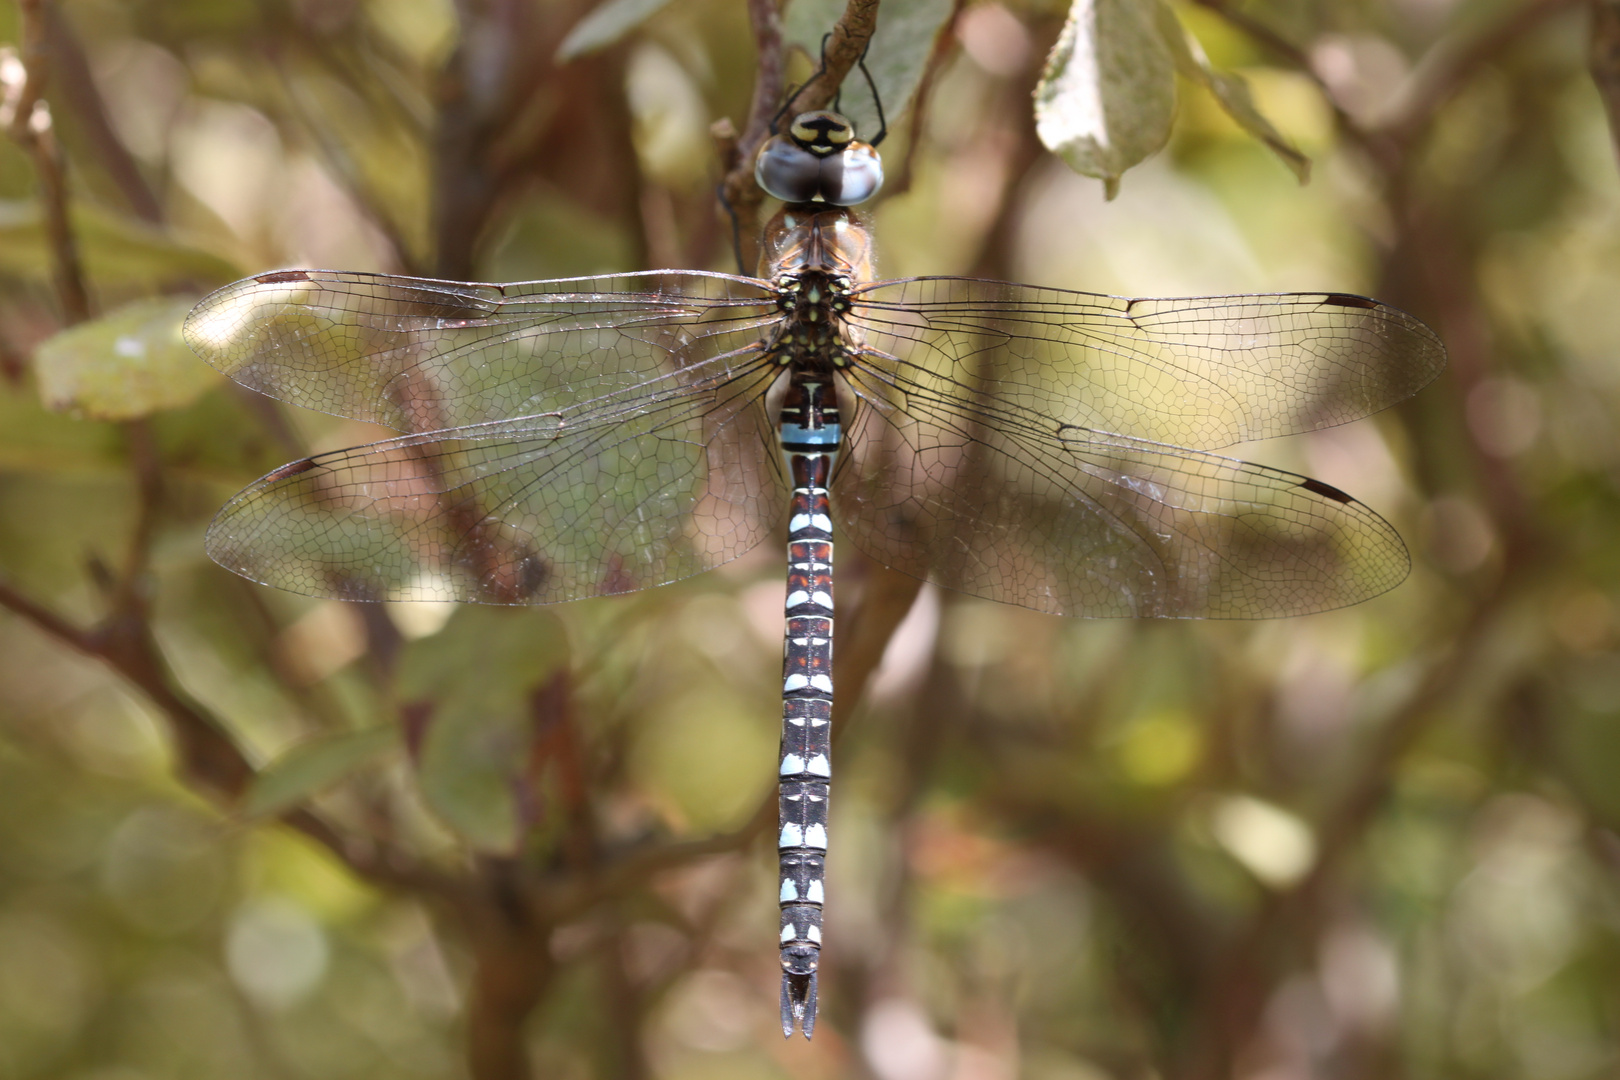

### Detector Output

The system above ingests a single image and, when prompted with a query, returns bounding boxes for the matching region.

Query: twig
[40,5,162,223]
[718,0,881,271]
[717,0,787,273]
[114,418,163,607]
[0,573,452,896]
[786,0,883,119]
[1385,0,1587,155]
[880,0,965,200]
[1592,0,1620,165]
[277,65,420,273]
[542,802,775,924]
[2,0,90,324]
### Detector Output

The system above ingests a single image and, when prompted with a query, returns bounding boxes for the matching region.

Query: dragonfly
[185,108,1445,1039]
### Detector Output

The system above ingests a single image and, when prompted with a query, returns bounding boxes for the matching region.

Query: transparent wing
[205,351,787,604]
[847,278,1445,450]
[833,355,1410,619]
[185,269,780,432]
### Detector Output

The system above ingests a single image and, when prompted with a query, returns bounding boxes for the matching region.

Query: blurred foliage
[3,0,1620,1079]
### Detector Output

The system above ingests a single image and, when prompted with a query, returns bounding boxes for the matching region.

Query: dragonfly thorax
[758,205,874,282]
[755,110,883,207]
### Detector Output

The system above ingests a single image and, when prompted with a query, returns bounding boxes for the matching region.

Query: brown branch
[41,4,163,223]
[831,556,922,739]
[3,0,90,324]
[465,874,553,1080]
[0,573,453,897]
[880,0,965,201]
[717,0,787,273]
[1592,0,1620,165]
[542,801,775,925]
[718,0,881,272]
[788,0,883,118]
[277,68,419,273]
[739,0,787,159]
[114,418,162,604]
[1385,0,1587,156]
[1190,0,1582,179]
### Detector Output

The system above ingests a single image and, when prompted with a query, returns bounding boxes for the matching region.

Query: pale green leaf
[241,726,400,819]
[557,0,675,61]
[1154,0,1310,182]
[34,296,218,420]
[403,607,571,852]
[1035,0,1175,198]
[783,0,956,146]
[0,200,241,288]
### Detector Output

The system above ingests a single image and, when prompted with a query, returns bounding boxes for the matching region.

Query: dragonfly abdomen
[776,364,842,1036]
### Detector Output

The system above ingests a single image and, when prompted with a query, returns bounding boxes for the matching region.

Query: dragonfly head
[755,109,884,207]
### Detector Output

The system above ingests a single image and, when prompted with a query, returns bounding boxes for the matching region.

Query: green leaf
[556,0,675,61]
[0,374,126,473]
[784,0,956,145]
[1034,0,1175,199]
[0,200,242,289]
[402,607,571,852]
[241,726,400,819]
[1154,0,1310,183]
[33,296,218,420]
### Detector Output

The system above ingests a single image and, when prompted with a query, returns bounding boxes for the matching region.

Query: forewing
[834,362,1409,618]
[848,277,1445,450]
[185,269,780,432]
[206,353,786,604]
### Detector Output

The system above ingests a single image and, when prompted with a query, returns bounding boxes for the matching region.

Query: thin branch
[113,418,162,606]
[739,0,787,174]
[880,0,965,200]
[41,4,163,223]
[1385,0,1587,155]
[542,799,775,925]
[1592,0,1620,165]
[277,67,419,273]
[717,0,787,273]
[3,0,90,324]
[0,573,454,896]
[718,0,881,271]
[787,0,883,118]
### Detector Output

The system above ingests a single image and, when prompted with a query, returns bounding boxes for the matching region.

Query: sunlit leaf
[1034,0,1174,199]
[1155,0,1309,182]
[557,0,675,61]
[241,726,400,819]
[401,607,571,852]
[33,296,217,420]
[784,0,956,145]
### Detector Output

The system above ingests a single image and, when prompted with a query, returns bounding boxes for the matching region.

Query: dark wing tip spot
[255,269,312,285]
[264,458,319,482]
[1300,476,1354,504]
[1320,292,1379,310]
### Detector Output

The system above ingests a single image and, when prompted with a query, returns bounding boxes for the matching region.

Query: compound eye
[824,142,883,206]
[755,134,824,203]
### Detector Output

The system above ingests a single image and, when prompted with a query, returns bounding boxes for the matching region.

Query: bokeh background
[2,0,1619,1078]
